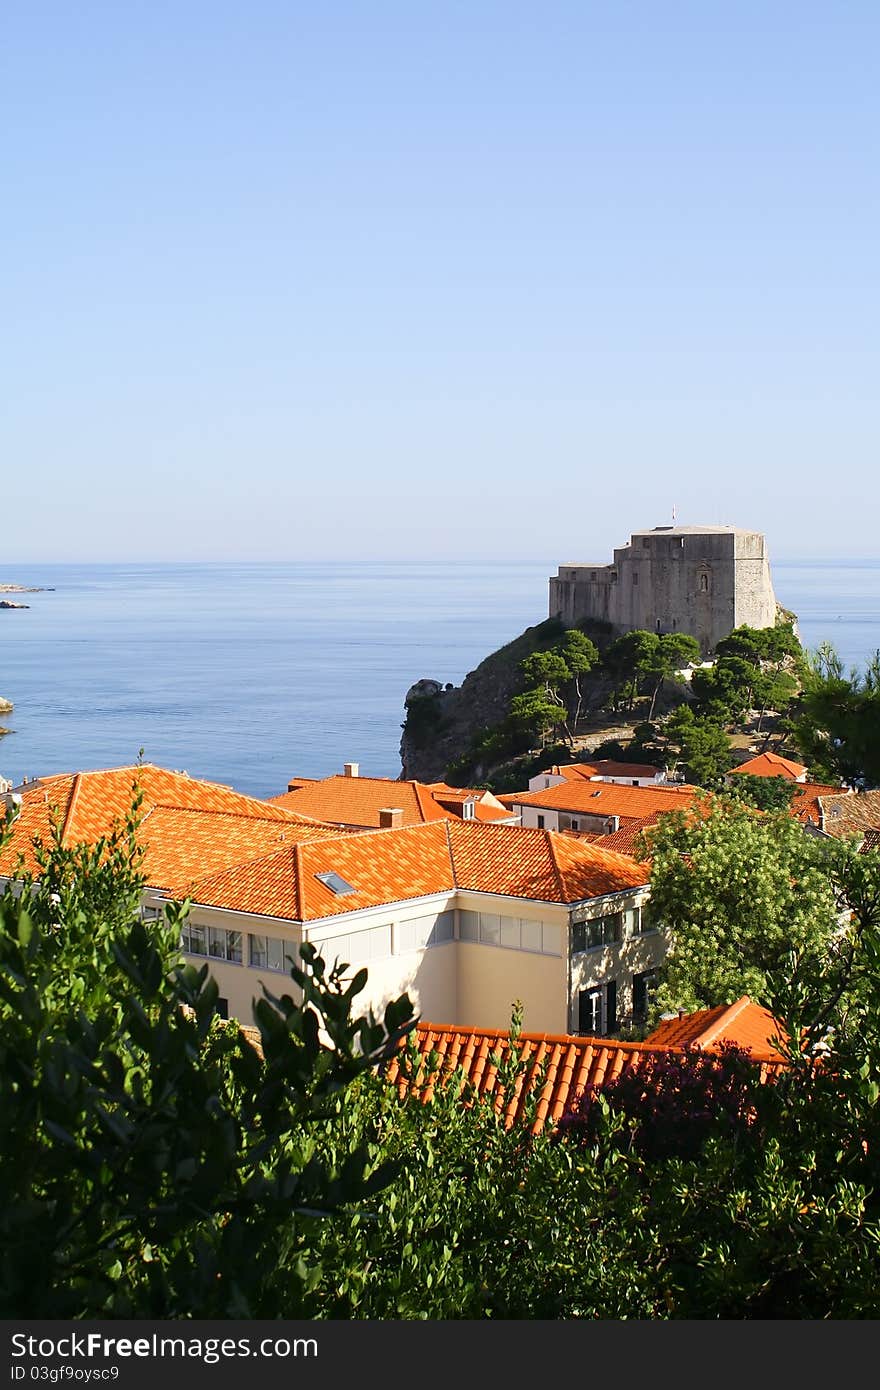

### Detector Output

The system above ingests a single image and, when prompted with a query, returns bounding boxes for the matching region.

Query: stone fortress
[549,525,779,655]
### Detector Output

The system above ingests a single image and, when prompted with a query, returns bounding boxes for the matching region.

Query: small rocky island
[0,601,29,609]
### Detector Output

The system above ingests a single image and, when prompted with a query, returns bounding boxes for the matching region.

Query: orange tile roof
[818,790,880,840]
[862,828,880,855]
[584,816,660,859]
[533,760,662,782]
[3,765,648,925]
[387,1021,783,1134]
[0,764,340,886]
[502,780,698,819]
[273,774,517,828]
[729,752,807,780]
[186,820,649,922]
[789,782,845,826]
[645,996,786,1061]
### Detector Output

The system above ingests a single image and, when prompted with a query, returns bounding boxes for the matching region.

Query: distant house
[728,752,808,782]
[789,782,849,829]
[645,995,787,1062]
[272,762,517,828]
[500,780,697,837]
[527,759,666,792]
[812,789,880,849]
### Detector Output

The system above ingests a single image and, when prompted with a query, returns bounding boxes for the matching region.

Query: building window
[537,814,545,828]
[632,572,639,585]
[635,904,658,935]
[632,970,659,1022]
[459,911,560,956]
[207,926,243,964]
[578,987,602,1035]
[214,997,229,1021]
[572,912,623,953]
[181,921,206,956]
[249,933,290,973]
[578,982,617,1036]
[462,800,476,820]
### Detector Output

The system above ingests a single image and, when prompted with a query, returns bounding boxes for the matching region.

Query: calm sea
[1,560,878,799]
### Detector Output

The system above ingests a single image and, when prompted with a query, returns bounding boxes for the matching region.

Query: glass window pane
[541,923,561,956]
[396,920,416,953]
[250,935,267,968]
[500,918,520,949]
[460,911,479,943]
[479,914,501,946]
[434,911,454,943]
[521,919,543,953]
[267,937,286,972]
[369,924,392,958]
[208,926,225,958]
[226,932,242,963]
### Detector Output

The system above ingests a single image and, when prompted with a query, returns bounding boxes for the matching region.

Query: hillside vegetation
[401,616,806,792]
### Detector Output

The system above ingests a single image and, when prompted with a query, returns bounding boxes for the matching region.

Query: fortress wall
[733,533,778,630]
[549,527,777,653]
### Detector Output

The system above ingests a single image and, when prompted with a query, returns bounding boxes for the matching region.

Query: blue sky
[3,1,877,562]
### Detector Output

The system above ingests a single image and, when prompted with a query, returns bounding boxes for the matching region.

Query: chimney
[343,762,359,778]
[378,807,404,829]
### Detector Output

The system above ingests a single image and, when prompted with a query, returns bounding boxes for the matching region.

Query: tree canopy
[640,794,879,1021]
[792,644,880,787]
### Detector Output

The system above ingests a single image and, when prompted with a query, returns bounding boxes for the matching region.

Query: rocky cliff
[399,617,617,784]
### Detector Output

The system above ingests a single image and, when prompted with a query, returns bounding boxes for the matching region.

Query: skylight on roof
[315,870,355,895]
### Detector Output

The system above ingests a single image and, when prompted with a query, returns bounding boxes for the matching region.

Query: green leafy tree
[792,644,880,787]
[558,629,599,726]
[508,688,567,746]
[603,630,661,712]
[0,801,415,1318]
[725,771,797,812]
[640,795,874,1017]
[663,705,733,785]
[644,632,701,720]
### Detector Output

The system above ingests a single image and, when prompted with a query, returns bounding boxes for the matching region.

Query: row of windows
[571,905,657,954]
[179,913,458,974]
[175,909,566,970]
[181,922,291,973]
[459,912,562,957]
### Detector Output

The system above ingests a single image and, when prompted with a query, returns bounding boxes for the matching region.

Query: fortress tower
[549,525,779,655]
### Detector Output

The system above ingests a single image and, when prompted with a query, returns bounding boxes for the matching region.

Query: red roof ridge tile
[544,828,569,903]
[60,772,83,842]
[697,994,752,1047]
[294,840,305,923]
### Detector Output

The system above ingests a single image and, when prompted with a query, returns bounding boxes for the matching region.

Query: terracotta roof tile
[387,1021,783,1133]
[502,781,698,818]
[645,996,787,1060]
[186,820,650,922]
[789,782,846,826]
[818,790,880,840]
[0,764,340,887]
[272,774,517,827]
[729,752,807,780]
